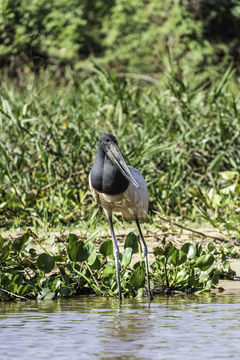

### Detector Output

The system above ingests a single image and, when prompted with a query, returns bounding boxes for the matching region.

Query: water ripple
[1,292,240,359]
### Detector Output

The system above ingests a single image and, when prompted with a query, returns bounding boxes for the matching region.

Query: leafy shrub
[0,0,237,77]
[0,0,112,72]
[190,0,240,61]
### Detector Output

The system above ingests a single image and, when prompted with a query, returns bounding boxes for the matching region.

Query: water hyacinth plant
[0,230,235,301]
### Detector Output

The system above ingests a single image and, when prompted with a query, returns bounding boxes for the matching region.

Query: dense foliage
[0,64,240,230]
[0,0,240,77]
[0,230,234,301]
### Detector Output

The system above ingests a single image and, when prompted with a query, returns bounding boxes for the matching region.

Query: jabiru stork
[89,134,153,302]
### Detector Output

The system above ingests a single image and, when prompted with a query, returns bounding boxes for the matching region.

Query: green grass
[0,64,240,234]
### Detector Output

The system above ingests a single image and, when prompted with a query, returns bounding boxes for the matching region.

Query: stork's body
[90,166,148,222]
[89,134,153,301]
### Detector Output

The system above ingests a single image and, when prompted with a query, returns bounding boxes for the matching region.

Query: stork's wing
[125,166,149,222]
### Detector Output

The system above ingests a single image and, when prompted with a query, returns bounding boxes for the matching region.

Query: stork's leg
[135,218,154,301]
[108,215,122,302]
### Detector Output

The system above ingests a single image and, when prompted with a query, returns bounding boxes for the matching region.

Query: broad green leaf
[130,266,145,289]
[37,253,55,273]
[102,265,115,278]
[44,291,56,300]
[0,235,3,250]
[39,287,55,300]
[181,243,197,259]
[176,269,189,283]
[194,254,214,271]
[89,255,101,270]
[124,232,139,254]
[122,247,133,267]
[99,240,113,257]
[67,234,89,262]
[171,249,187,266]
[87,248,97,266]
[199,271,210,283]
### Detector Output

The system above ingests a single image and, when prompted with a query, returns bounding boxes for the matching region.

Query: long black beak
[106,143,140,188]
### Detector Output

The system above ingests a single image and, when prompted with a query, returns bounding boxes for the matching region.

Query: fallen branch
[156,214,226,242]
[0,288,29,300]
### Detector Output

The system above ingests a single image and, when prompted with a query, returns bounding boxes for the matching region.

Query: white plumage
[89,166,149,222]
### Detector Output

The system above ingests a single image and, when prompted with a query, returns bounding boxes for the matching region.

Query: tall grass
[0,65,240,231]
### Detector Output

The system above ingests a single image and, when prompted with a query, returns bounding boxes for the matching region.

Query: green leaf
[176,269,189,284]
[39,287,55,300]
[67,233,89,262]
[124,232,139,254]
[87,248,97,266]
[199,271,210,283]
[37,253,55,273]
[0,235,3,250]
[44,291,56,300]
[130,266,145,289]
[89,255,101,270]
[59,286,72,297]
[12,233,29,252]
[153,246,164,257]
[207,243,216,253]
[222,261,231,272]
[53,255,66,262]
[196,244,203,256]
[171,249,187,266]
[122,247,133,267]
[102,265,115,278]
[164,242,176,257]
[133,260,145,270]
[219,171,238,181]
[0,245,10,261]
[181,243,197,259]
[194,254,214,271]
[99,240,113,257]
[137,287,144,298]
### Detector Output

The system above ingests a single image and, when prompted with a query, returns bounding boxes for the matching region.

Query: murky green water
[1,292,240,360]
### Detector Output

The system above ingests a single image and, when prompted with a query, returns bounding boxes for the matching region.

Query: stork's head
[99,134,118,152]
[98,134,140,188]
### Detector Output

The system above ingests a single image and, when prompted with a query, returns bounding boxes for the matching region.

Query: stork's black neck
[90,146,129,195]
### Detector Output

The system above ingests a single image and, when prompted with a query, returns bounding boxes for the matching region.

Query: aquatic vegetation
[152,241,235,294]
[0,230,235,301]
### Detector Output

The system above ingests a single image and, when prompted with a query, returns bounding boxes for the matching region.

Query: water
[1,292,240,360]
